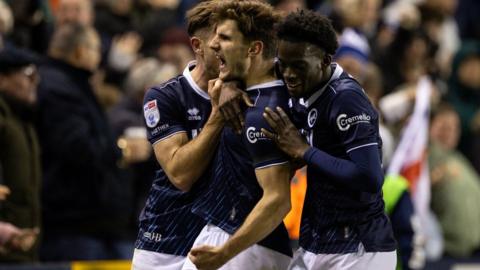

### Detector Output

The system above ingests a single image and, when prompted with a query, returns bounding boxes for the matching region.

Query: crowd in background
[0,0,479,268]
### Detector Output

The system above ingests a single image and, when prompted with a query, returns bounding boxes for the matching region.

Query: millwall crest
[144,100,160,128]
[308,108,318,128]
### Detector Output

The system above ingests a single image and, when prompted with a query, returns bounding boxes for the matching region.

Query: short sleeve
[143,85,186,144]
[243,107,289,169]
[329,90,379,153]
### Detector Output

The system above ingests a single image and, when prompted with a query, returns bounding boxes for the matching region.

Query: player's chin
[219,71,234,81]
[287,86,303,98]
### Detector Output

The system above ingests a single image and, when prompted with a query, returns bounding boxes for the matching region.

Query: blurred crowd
[0,0,478,267]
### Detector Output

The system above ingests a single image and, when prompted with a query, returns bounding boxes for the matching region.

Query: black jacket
[36,58,132,238]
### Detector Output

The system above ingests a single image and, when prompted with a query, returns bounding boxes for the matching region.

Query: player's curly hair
[277,9,339,55]
[211,0,281,59]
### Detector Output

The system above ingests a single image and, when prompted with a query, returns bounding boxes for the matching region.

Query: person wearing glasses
[0,46,41,262]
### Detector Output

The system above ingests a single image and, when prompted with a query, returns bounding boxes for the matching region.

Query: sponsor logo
[336,113,371,131]
[246,127,267,143]
[144,100,160,128]
[187,107,202,121]
[308,109,318,128]
[150,124,169,136]
[143,231,162,242]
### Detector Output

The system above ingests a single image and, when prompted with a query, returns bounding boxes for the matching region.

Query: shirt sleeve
[143,85,186,145]
[243,106,289,169]
[329,90,380,153]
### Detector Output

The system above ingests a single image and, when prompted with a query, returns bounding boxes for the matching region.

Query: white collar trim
[182,61,210,100]
[246,80,284,91]
[303,64,343,108]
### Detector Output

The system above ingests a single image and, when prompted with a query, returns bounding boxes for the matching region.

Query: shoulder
[37,66,81,100]
[144,75,184,101]
[330,78,371,107]
[254,83,290,108]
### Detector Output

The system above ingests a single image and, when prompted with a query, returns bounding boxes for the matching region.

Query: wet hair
[186,0,217,36]
[211,0,281,58]
[276,9,339,55]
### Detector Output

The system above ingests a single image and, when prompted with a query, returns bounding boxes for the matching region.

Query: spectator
[0,0,13,47]
[108,57,176,230]
[0,46,41,262]
[429,103,480,257]
[36,23,132,261]
[376,26,437,95]
[4,0,51,54]
[446,41,480,174]
[54,0,93,27]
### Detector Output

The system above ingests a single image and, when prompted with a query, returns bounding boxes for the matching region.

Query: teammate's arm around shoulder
[152,80,224,191]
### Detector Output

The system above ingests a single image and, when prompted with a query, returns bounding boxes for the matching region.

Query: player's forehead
[278,40,308,61]
[215,19,242,37]
[278,40,320,61]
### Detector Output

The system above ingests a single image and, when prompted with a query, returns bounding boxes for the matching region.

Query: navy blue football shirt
[136,62,212,256]
[291,64,396,254]
[192,80,292,257]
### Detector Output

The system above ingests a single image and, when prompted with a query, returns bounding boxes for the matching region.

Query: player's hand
[262,107,310,160]
[208,79,223,108]
[189,245,229,270]
[0,185,10,201]
[219,82,253,134]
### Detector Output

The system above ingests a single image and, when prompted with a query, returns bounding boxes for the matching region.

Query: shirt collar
[182,61,210,100]
[302,64,343,108]
[246,80,284,91]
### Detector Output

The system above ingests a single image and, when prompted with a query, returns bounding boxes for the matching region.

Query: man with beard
[133,1,228,269]
[185,1,292,269]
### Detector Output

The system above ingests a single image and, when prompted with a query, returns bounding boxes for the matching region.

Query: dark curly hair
[277,9,339,55]
[211,0,281,59]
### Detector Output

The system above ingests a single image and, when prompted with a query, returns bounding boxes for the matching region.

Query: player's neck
[245,58,276,88]
[304,65,333,100]
[190,61,209,92]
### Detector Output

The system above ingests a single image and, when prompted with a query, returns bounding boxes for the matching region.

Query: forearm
[221,194,291,261]
[303,147,383,193]
[166,110,223,190]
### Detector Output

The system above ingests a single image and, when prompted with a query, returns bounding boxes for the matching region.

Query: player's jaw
[215,51,245,82]
[283,74,304,98]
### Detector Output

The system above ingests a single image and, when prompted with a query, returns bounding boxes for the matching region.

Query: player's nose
[209,36,220,51]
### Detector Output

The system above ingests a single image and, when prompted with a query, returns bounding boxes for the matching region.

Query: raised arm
[148,80,224,191]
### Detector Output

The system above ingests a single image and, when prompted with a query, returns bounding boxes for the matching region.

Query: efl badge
[144,100,160,128]
[308,108,318,128]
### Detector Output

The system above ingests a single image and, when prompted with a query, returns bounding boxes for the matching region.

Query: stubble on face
[213,20,250,82]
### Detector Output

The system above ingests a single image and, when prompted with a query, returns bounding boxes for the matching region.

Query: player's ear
[190,37,203,55]
[248,41,263,57]
[322,54,332,67]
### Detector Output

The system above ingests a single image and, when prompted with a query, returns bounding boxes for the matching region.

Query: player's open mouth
[215,54,226,69]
